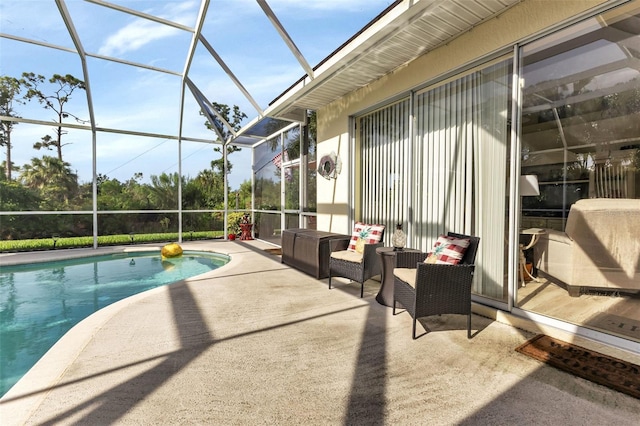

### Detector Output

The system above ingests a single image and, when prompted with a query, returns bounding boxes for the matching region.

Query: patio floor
[1,240,639,425]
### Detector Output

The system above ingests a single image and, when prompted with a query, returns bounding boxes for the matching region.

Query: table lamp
[519,174,540,196]
[518,174,541,286]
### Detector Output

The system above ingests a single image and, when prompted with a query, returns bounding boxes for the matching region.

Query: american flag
[272,151,292,181]
[272,152,282,168]
[272,151,289,168]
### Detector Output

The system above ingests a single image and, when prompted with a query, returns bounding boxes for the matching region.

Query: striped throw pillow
[424,235,470,265]
[348,222,385,253]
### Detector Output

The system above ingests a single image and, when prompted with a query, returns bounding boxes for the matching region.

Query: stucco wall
[315,0,609,234]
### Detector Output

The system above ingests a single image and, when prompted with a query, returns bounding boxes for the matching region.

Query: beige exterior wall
[315,0,609,234]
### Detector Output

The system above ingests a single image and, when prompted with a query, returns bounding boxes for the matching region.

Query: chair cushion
[394,268,416,288]
[424,235,470,265]
[330,249,364,263]
[348,222,385,253]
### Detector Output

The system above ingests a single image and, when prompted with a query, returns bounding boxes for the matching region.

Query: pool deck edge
[0,240,250,425]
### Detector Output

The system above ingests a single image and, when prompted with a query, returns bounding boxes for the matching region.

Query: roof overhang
[252,0,520,125]
[230,105,306,147]
[232,115,303,147]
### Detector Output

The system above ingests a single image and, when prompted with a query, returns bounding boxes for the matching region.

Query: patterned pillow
[424,235,471,265]
[348,222,385,253]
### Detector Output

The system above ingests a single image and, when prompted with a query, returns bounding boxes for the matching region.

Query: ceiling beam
[185,78,237,140]
[0,32,181,76]
[256,0,315,80]
[56,0,96,134]
[199,35,264,116]
[85,0,194,33]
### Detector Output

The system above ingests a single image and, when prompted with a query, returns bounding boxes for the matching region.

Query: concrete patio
[1,239,639,425]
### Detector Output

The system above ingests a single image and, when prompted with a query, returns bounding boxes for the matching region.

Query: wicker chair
[392,232,480,339]
[328,229,385,298]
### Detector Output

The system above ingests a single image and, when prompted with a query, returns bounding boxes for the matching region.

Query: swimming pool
[0,250,229,397]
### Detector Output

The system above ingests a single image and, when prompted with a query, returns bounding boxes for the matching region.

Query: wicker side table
[375,247,423,307]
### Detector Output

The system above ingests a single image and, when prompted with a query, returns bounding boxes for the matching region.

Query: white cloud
[98,20,181,57]
[156,1,199,26]
[98,1,199,56]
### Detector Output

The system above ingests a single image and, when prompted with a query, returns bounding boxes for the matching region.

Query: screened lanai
[0,0,401,248]
[2,0,523,249]
[3,0,640,410]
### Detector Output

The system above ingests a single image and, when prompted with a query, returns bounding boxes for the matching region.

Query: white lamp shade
[519,175,540,196]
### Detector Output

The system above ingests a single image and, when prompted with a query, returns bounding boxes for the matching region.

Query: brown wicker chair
[392,232,480,339]
[328,229,385,298]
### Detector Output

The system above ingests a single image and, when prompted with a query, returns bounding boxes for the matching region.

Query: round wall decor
[318,151,341,179]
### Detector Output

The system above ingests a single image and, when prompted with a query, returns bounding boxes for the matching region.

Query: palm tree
[148,172,180,210]
[20,157,49,190]
[195,168,225,209]
[20,156,78,205]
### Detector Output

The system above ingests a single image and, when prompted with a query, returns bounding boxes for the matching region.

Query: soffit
[265,0,521,120]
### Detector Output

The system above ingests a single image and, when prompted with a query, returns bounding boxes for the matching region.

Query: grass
[0,231,224,253]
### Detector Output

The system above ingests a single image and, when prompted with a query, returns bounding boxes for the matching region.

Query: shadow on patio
[1,240,638,425]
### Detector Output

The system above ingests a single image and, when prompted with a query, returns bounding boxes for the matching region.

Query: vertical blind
[358,99,410,239]
[357,59,511,300]
[415,63,510,299]
[414,74,478,246]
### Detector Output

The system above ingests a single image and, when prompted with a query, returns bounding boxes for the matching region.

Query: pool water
[0,250,229,397]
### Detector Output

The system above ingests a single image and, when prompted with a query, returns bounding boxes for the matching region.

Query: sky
[0,0,394,190]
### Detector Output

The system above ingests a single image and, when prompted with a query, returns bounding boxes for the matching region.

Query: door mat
[264,248,282,256]
[515,334,640,399]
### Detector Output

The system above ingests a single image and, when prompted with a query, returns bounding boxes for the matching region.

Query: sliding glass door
[358,100,411,234]
[357,59,512,302]
[517,3,640,343]
[413,59,512,302]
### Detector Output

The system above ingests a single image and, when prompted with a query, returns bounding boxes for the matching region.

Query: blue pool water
[0,250,229,397]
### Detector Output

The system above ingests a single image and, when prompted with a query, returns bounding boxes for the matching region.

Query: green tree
[20,156,79,207]
[182,170,216,209]
[196,103,249,215]
[195,169,225,209]
[236,180,252,210]
[96,176,126,210]
[96,173,156,234]
[0,178,42,239]
[20,72,87,161]
[202,102,247,175]
[0,75,23,180]
[125,173,153,210]
[97,172,154,211]
[148,172,181,210]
